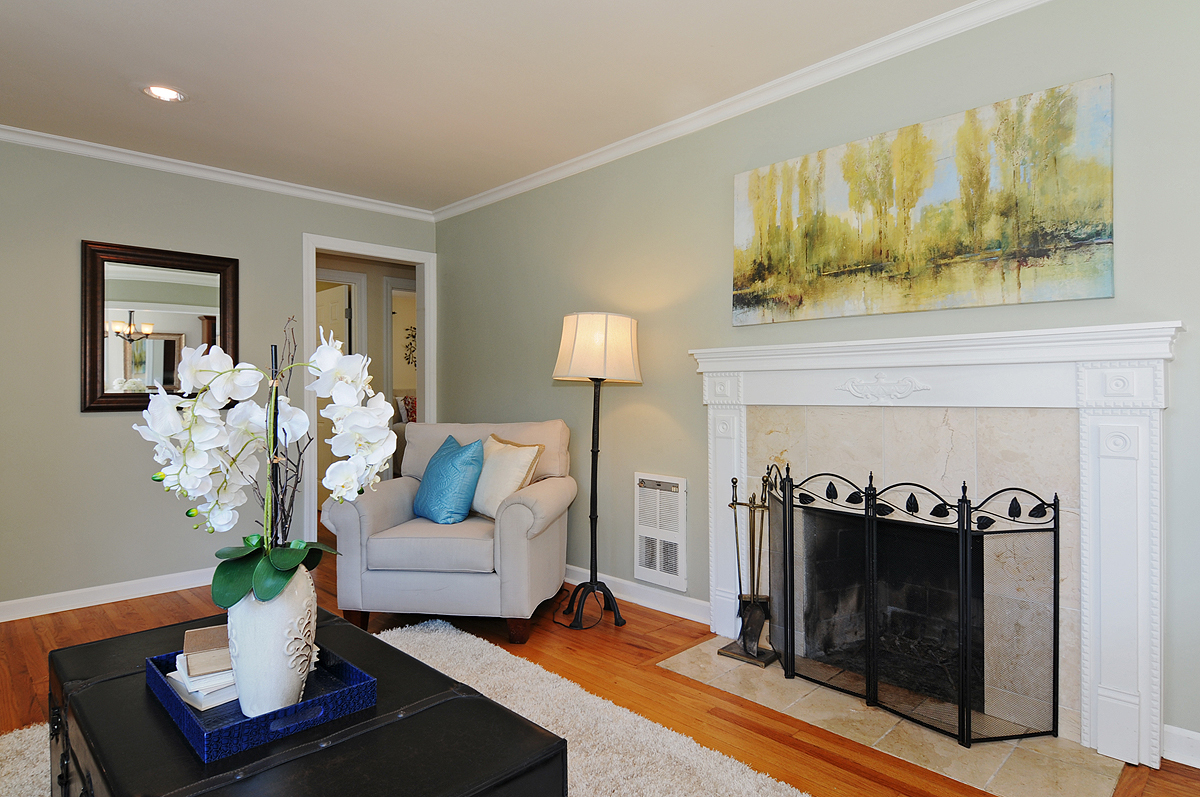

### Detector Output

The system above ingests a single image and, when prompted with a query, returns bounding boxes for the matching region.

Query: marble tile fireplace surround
[691,321,1181,768]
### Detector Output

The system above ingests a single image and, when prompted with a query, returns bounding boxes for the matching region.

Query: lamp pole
[563,377,626,628]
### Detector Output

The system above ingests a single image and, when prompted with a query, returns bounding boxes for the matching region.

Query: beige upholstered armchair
[321,420,576,643]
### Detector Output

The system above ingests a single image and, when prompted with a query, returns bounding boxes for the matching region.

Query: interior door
[315,284,349,507]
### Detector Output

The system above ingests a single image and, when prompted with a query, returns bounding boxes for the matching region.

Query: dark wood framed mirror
[82,241,238,412]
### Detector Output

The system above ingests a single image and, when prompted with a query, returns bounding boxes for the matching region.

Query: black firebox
[759,468,1059,747]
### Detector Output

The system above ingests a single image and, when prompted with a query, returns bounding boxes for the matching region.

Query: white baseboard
[564,565,710,625]
[1164,724,1200,768]
[0,567,217,623]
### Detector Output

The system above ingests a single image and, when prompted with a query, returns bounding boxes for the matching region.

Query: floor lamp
[553,312,642,629]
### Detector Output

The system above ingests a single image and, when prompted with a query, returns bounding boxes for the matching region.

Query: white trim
[691,322,1183,767]
[0,123,434,222]
[432,0,1053,221]
[302,234,437,543]
[1164,724,1200,768]
[315,268,369,357]
[0,567,216,623]
[565,565,710,625]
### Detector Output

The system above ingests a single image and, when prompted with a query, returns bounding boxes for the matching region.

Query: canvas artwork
[733,75,1113,325]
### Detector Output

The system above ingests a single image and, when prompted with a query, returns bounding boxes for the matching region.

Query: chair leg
[506,618,531,644]
[344,610,370,631]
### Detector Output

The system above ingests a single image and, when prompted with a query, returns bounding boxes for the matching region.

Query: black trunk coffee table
[48,610,566,797]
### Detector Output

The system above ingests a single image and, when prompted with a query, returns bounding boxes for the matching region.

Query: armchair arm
[321,476,420,610]
[495,476,578,540]
[494,475,578,618]
[321,476,419,539]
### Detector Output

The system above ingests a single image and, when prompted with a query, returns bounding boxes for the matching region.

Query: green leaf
[242,534,265,549]
[211,552,262,608]
[252,554,297,602]
[306,541,339,555]
[268,546,308,571]
[301,548,324,572]
[215,545,259,560]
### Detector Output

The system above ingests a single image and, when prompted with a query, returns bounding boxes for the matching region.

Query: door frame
[301,234,437,542]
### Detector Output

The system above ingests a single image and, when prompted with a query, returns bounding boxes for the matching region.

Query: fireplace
[692,321,1180,765]
[764,470,1057,746]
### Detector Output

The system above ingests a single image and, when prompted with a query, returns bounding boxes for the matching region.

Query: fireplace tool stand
[719,478,778,667]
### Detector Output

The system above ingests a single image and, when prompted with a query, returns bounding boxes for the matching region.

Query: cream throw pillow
[471,435,545,518]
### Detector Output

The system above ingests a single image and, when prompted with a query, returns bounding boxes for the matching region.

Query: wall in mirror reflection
[104,263,220,393]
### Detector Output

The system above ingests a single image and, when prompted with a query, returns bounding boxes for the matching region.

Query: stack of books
[166,626,238,711]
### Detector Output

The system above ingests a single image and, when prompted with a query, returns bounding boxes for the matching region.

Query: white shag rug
[0,620,809,797]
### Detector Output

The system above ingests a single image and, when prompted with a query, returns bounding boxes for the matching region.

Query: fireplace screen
[763,468,1059,747]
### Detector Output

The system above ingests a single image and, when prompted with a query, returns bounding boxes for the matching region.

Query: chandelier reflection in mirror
[107,310,154,343]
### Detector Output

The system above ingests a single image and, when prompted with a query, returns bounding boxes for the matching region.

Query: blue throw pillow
[413,435,485,524]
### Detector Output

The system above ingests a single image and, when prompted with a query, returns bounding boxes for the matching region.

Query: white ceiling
[1,0,989,215]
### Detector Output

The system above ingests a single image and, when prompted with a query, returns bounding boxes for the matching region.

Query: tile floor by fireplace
[659,636,1124,797]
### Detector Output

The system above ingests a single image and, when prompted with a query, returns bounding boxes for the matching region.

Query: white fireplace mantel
[691,320,1182,767]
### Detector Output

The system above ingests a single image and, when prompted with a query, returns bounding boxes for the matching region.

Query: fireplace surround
[692,321,1181,766]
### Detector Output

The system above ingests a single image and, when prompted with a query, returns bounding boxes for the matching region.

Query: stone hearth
[692,321,1180,767]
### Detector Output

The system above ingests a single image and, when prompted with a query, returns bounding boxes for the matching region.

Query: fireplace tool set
[718,477,779,667]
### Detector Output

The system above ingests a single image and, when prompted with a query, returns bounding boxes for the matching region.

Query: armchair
[321,420,577,643]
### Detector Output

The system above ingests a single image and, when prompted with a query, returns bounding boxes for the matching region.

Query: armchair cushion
[366,515,495,573]
[472,435,544,518]
[412,435,484,524]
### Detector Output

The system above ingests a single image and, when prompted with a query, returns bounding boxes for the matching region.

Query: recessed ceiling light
[143,85,188,102]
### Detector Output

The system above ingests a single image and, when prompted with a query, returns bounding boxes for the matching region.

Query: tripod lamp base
[564,579,626,628]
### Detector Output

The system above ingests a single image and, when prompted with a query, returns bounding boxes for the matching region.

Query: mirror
[82,241,238,411]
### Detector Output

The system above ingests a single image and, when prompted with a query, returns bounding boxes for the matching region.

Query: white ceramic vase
[227,564,319,718]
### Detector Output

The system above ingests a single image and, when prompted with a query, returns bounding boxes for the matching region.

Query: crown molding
[0,124,436,223]
[433,0,1052,222]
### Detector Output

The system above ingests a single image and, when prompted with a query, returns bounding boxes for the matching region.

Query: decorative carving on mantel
[1077,360,1166,409]
[705,372,742,406]
[836,373,931,404]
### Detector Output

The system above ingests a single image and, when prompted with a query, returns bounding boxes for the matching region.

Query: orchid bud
[152,472,166,482]
[186,507,199,517]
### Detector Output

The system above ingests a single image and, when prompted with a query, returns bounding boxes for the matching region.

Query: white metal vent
[634,472,686,591]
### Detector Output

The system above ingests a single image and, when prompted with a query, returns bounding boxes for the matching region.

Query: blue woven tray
[146,648,377,762]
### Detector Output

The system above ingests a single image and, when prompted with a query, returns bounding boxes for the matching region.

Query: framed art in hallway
[733,74,1113,324]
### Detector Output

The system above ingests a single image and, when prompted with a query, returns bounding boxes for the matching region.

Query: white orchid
[307,328,373,406]
[276,396,310,445]
[322,457,367,503]
[135,333,394,538]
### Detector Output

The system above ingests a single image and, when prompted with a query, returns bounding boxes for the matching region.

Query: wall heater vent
[634,472,686,591]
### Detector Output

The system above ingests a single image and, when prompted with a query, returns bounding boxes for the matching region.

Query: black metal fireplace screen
[755,466,1059,747]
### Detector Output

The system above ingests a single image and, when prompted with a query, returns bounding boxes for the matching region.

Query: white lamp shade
[553,312,642,383]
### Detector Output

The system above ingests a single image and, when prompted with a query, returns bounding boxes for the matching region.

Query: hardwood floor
[3,537,1196,797]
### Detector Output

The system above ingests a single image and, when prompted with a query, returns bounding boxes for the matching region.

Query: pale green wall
[0,140,434,603]
[435,0,1200,732]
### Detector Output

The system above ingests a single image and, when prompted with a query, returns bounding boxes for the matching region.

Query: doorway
[302,235,437,541]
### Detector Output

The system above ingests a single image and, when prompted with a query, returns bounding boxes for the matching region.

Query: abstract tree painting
[733,75,1113,324]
